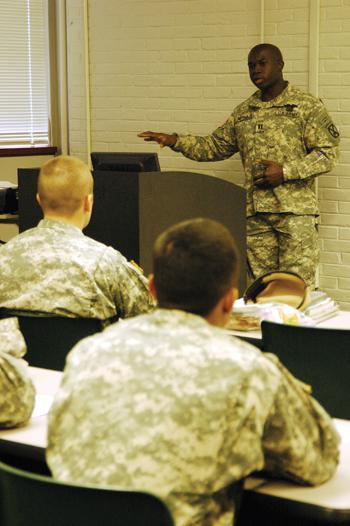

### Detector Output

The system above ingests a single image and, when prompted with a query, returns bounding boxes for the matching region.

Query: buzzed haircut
[249,43,284,64]
[38,155,93,216]
[153,218,239,316]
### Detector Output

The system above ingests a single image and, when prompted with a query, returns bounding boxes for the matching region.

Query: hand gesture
[253,160,284,188]
[137,131,177,148]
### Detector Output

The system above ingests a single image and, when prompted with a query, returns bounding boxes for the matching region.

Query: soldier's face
[247,48,283,91]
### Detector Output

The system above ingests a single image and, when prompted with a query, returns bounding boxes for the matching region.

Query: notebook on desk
[32,394,54,418]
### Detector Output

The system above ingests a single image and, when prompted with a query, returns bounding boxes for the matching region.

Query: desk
[1,368,349,523]
[241,419,350,524]
[230,309,350,347]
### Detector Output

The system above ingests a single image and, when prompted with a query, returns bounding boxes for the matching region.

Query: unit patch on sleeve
[327,123,340,139]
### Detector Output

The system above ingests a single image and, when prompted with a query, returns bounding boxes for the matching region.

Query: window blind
[0,0,50,147]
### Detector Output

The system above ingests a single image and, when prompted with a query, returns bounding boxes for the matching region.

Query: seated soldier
[46,218,339,526]
[0,317,35,428]
[0,155,153,322]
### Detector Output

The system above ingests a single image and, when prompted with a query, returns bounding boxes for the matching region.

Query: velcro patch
[327,123,340,139]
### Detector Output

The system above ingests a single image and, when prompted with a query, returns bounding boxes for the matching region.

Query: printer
[0,181,18,214]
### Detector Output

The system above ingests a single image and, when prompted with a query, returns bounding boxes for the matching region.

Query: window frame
[0,0,62,157]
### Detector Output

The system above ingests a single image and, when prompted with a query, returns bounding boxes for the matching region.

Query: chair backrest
[0,310,102,370]
[0,460,174,526]
[261,321,350,419]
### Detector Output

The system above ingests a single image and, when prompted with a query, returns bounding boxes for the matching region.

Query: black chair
[0,459,174,526]
[0,310,102,370]
[261,320,350,419]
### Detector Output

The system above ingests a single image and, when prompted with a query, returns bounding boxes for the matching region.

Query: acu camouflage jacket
[47,309,339,526]
[0,317,35,428]
[0,219,154,321]
[173,82,339,216]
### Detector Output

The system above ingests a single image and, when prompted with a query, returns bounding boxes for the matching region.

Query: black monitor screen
[91,152,160,173]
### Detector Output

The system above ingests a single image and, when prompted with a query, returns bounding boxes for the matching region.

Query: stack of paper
[303,291,339,324]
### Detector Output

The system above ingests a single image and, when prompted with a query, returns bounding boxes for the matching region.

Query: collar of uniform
[37,218,83,236]
[150,307,213,330]
[248,81,298,110]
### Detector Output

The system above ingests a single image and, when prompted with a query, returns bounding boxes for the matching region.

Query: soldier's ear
[84,193,93,213]
[223,287,236,314]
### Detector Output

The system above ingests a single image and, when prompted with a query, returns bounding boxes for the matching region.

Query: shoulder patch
[327,123,340,139]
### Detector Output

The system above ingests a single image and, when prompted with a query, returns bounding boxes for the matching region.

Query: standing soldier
[138,43,340,289]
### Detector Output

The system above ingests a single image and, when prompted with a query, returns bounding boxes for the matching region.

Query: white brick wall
[85,0,261,185]
[66,0,350,308]
[318,0,350,308]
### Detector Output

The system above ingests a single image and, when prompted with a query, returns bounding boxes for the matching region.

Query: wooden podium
[18,169,247,294]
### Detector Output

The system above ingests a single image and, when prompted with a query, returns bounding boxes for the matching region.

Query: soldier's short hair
[153,218,239,315]
[38,155,93,216]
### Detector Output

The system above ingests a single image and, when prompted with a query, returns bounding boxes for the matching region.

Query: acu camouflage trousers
[247,213,319,289]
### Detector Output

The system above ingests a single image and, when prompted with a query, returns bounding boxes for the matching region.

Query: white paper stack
[303,290,339,324]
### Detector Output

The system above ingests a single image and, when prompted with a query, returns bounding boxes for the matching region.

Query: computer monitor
[90,152,160,173]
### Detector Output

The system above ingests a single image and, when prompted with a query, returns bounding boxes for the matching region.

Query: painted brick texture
[86,0,261,185]
[318,1,350,308]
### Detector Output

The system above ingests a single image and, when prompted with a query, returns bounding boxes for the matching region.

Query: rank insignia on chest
[256,123,264,132]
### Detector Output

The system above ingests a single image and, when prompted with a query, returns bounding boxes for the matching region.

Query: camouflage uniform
[172,83,340,287]
[0,219,153,321]
[47,309,339,526]
[0,317,35,428]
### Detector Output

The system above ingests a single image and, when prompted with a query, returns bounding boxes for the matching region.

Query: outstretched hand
[137,131,177,148]
[253,160,284,188]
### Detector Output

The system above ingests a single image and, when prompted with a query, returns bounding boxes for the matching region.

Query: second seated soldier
[0,317,35,428]
[47,217,339,526]
[138,43,340,289]
[0,155,154,322]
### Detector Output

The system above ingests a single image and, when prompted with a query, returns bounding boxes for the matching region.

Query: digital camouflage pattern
[0,219,154,321]
[173,82,339,284]
[0,317,27,358]
[47,309,339,526]
[173,82,339,217]
[0,317,35,428]
[247,214,319,287]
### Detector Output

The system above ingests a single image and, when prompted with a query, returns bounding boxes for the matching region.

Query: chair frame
[0,309,102,370]
[261,320,350,419]
[0,459,174,526]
